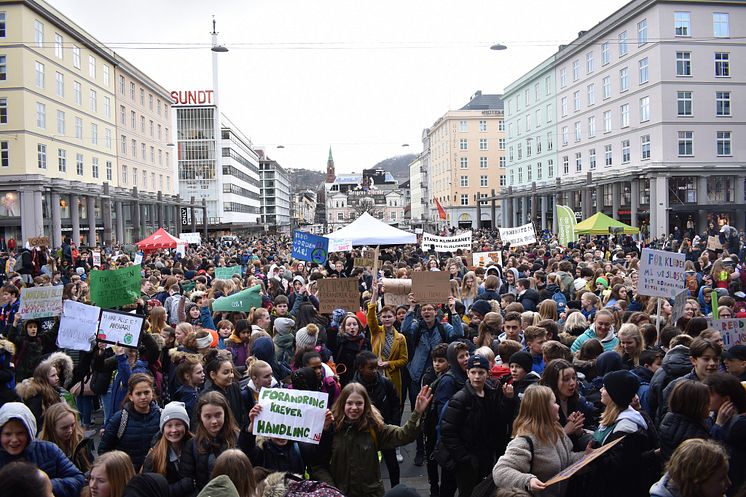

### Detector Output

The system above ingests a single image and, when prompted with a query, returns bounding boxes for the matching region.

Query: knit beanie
[596,351,624,376]
[160,401,190,431]
[295,323,319,349]
[273,317,295,336]
[595,277,609,289]
[602,370,640,409]
[573,278,587,291]
[509,351,533,373]
[470,299,492,318]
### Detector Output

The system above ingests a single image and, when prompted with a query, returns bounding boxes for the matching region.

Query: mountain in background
[287,153,417,192]
[372,154,417,183]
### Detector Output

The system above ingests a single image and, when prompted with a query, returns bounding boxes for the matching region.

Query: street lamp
[211,16,228,236]
[490,43,508,51]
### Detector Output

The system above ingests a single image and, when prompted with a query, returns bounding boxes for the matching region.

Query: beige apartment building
[427,91,505,228]
[0,0,181,247]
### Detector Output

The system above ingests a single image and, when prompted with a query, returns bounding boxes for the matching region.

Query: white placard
[421,232,472,252]
[498,223,537,246]
[92,250,101,268]
[96,309,145,348]
[472,251,502,268]
[707,318,746,350]
[179,232,202,245]
[57,300,101,351]
[175,243,187,257]
[328,238,353,252]
[18,286,63,319]
[133,252,144,265]
[638,248,686,298]
[254,388,329,444]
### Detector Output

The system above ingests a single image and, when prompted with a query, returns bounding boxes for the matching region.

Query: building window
[560,67,567,88]
[517,143,522,159]
[54,33,63,58]
[36,102,45,128]
[460,194,469,206]
[479,120,487,132]
[526,138,533,156]
[480,175,488,187]
[535,109,541,127]
[677,91,692,116]
[716,91,731,116]
[639,57,649,84]
[158,125,162,140]
[619,67,629,92]
[122,165,127,184]
[132,167,137,185]
[141,143,146,160]
[524,88,530,106]
[140,88,145,106]
[131,139,136,157]
[573,91,581,112]
[500,174,506,186]
[713,13,729,37]
[605,145,613,166]
[509,170,514,185]
[546,103,552,122]
[105,128,112,149]
[548,159,554,177]
[602,42,610,65]
[88,56,96,78]
[498,138,505,150]
[130,110,136,129]
[526,114,531,130]
[130,82,135,100]
[460,175,469,187]
[498,119,504,131]
[675,11,691,36]
[586,51,594,74]
[480,156,488,168]
[518,168,523,183]
[589,148,597,169]
[575,152,582,172]
[34,20,44,47]
[150,146,154,162]
[574,122,582,142]
[459,120,468,132]
[157,99,161,115]
[0,55,5,81]
[587,83,595,106]
[73,81,81,105]
[35,61,44,88]
[573,60,580,81]
[103,96,110,118]
[676,51,691,76]
[509,146,514,162]
[37,144,47,169]
[55,72,64,96]
[547,131,553,150]
[459,138,467,150]
[563,155,569,174]
[602,76,611,99]
[0,12,5,38]
[460,157,468,169]
[588,116,596,137]
[58,149,66,172]
[604,110,612,132]
[102,65,109,86]
[120,105,126,124]
[118,75,125,94]
[140,115,145,132]
[106,160,112,181]
[527,165,532,181]
[89,89,97,112]
[618,31,628,56]
[638,19,648,45]
[149,120,154,136]
[92,157,99,178]
[678,131,693,156]
[72,46,80,69]
[641,134,651,160]
[479,138,488,150]
[717,131,731,156]
[91,123,98,145]
[620,104,630,128]
[715,52,730,77]
[536,135,542,153]
[622,139,630,163]
[561,97,568,117]
[499,156,506,168]
[640,96,650,122]
[561,126,569,146]
[158,149,163,165]
[56,110,64,134]
[74,117,82,139]
[76,153,83,175]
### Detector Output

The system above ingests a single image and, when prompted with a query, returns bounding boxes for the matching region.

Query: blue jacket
[401,311,463,383]
[107,355,150,424]
[98,401,162,471]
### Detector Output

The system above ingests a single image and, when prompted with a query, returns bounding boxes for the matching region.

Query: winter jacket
[517,288,540,312]
[0,402,85,497]
[649,345,691,423]
[196,475,239,497]
[492,433,584,497]
[401,311,463,383]
[710,412,746,493]
[226,339,250,369]
[6,322,46,382]
[0,338,18,406]
[513,371,540,399]
[174,384,199,420]
[107,354,151,423]
[649,474,680,497]
[367,302,408,401]
[570,325,619,354]
[658,370,699,425]
[198,382,249,430]
[334,333,371,386]
[313,411,424,497]
[98,401,162,471]
[658,412,709,462]
[243,432,305,474]
[351,371,400,425]
[142,436,193,497]
[432,342,468,418]
[179,434,249,496]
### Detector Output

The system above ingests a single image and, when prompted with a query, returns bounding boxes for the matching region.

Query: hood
[507,267,520,282]
[614,406,648,432]
[521,288,540,300]
[586,325,617,343]
[196,475,239,497]
[546,283,560,294]
[15,377,45,401]
[0,402,36,439]
[697,286,712,314]
[631,366,654,383]
[40,351,75,388]
[649,475,677,497]
[260,472,292,497]
[662,345,692,376]
[446,342,467,383]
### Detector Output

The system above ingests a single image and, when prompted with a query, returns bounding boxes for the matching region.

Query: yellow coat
[367,303,408,401]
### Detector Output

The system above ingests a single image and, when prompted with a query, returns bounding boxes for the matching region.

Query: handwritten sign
[499,223,537,246]
[133,252,144,265]
[412,271,450,304]
[179,232,202,245]
[381,278,412,307]
[328,238,353,253]
[92,250,101,268]
[89,265,142,308]
[671,289,689,324]
[638,248,686,298]
[57,300,101,351]
[421,232,472,253]
[292,230,329,264]
[19,286,63,319]
[472,251,502,268]
[28,236,50,247]
[707,235,723,252]
[254,388,328,444]
[317,278,359,314]
[545,436,625,487]
[215,265,242,280]
[96,309,145,348]
[354,249,376,269]
[707,318,746,350]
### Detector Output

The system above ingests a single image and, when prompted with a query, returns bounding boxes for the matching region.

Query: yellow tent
[574,212,640,235]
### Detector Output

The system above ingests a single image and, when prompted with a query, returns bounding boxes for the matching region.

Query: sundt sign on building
[170,90,214,105]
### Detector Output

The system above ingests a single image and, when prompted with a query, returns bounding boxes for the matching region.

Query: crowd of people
[0,227,745,497]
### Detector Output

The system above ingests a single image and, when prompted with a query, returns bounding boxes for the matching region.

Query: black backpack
[471,436,534,497]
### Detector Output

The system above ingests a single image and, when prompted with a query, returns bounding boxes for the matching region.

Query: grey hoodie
[197,475,239,497]
[649,474,678,497]
[0,401,36,438]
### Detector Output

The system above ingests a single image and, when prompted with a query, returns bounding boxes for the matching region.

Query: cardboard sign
[96,309,145,348]
[472,251,502,268]
[317,278,360,314]
[18,286,63,319]
[328,238,353,253]
[499,223,537,246]
[179,232,202,245]
[354,249,376,269]
[133,252,144,265]
[381,278,412,307]
[421,232,472,253]
[215,265,242,280]
[92,250,101,268]
[638,248,686,298]
[57,300,101,352]
[212,285,262,313]
[671,289,689,324]
[545,436,625,486]
[707,235,723,252]
[707,318,746,349]
[254,388,329,444]
[89,265,142,308]
[28,236,50,247]
[412,271,450,304]
[292,230,329,264]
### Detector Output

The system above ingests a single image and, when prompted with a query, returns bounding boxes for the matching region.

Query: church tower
[325,146,336,183]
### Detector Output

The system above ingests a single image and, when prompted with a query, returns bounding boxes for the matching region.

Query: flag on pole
[434,197,446,220]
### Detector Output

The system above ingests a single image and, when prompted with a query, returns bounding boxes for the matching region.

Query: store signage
[170,90,214,105]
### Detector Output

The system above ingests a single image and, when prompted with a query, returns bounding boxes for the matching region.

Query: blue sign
[292,230,329,264]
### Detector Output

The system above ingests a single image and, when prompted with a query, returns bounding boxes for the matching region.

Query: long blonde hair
[615,323,643,366]
[512,385,565,445]
[39,403,89,469]
[332,383,384,432]
[460,271,479,300]
[88,451,135,497]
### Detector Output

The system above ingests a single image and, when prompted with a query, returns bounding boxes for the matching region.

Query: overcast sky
[49,0,629,174]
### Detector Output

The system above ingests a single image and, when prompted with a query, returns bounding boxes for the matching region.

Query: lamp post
[211,17,228,234]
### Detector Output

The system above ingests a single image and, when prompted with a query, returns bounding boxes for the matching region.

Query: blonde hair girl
[39,402,93,472]
[82,450,135,497]
[615,323,643,367]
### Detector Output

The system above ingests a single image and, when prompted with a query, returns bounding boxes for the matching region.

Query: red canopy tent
[136,228,183,252]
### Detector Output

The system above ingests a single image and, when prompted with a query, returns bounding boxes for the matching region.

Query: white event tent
[326,212,417,246]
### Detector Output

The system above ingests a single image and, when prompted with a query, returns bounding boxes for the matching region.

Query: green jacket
[314,411,423,497]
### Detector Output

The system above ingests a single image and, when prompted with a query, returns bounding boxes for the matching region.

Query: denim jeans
[77,394,94,425]
[102,383,114,425]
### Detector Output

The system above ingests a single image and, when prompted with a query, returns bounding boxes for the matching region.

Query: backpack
[285,476,345,497]
[471,436,534,497]
[413,320,448,349]
[552,291,567,315]
[422,374,445,436]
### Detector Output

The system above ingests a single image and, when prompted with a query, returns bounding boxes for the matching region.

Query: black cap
[723,345,746,361]
[467,354,490,370]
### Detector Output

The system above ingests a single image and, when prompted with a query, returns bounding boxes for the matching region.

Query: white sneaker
[396,448,404,463]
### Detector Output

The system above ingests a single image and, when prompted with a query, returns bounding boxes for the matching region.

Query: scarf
[382,329,395,360]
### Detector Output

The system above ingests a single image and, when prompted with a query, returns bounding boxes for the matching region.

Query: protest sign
[707,235,723,252]
[133,252,144,265]
[292,230,329,264]
[97,309,145,348]
[317,278,359,314]
[381,278,412,307]
[92,250,101,268]
[212,285,262,313]
[472,251,502,268]
[179,232,202,245]
[556,205,577,247]
[545,436,625,486]
[638,248,686,298]
[57,300,101,351]
[421,232,472,253]
[19,286,63,319]
[707,318,746,350]
[254,388,328,444]
[89,265,142,308]
[354,249,376,268]
[215,265,242,280]
[28,236,50,247]
[328,238,353,253]
[498,223,537,246]
[412,271,450,304]
[671,289,689,324]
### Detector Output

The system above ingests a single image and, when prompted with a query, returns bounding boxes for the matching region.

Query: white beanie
[295,324,318,350]
[160,401,190,431]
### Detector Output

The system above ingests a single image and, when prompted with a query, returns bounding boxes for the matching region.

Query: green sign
[180,280,196,293]
[212,285,262,313]
[556,205,577,247]
[215,265,242,280]
[89,265,142,309]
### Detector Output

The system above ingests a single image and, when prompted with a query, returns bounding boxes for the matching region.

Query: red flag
[434,197,446,220]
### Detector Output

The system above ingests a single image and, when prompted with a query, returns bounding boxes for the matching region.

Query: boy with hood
[498,268,520,296]
[6,315,45,382]
[273,317,296,368]
[516,278,540,312]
